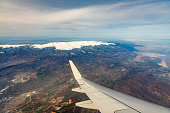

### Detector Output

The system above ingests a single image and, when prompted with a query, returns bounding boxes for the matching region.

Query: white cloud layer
[0,0,170,39]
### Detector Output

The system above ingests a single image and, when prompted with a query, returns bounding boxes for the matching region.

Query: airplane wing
[69,60,170,113]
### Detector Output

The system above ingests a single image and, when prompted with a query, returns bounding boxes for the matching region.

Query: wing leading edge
[69,60,170,113]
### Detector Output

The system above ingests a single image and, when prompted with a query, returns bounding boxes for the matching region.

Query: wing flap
[76,100,97,109]
[72,87,84,93]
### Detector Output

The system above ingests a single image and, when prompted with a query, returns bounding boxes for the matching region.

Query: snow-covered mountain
[0,41,115,50]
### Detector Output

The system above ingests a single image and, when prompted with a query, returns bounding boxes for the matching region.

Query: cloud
[0,0,170,38]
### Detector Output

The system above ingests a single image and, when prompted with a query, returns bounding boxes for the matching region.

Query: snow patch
[159,60,168,68]
[21,91,36,97]
[0,44,25,48]
[0,86,9,93]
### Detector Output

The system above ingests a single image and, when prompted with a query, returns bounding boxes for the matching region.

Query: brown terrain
[0,43,169,113]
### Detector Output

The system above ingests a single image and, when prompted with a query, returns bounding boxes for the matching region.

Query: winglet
[69,60,82,80]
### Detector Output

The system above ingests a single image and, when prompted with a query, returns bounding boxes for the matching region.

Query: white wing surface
[69,60,170,113]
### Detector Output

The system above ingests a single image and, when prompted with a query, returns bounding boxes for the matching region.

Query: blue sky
[0,0,170,40]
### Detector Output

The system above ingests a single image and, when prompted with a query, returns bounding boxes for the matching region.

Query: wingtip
[69,60,82,80]
[69,60,72,64]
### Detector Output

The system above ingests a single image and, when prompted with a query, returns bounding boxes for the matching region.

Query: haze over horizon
[0,0,170,40]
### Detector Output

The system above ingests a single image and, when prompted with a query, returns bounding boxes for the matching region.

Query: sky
[0,0,170,40]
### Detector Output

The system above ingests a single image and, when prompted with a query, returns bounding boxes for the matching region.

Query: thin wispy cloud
[0,0,170,39]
